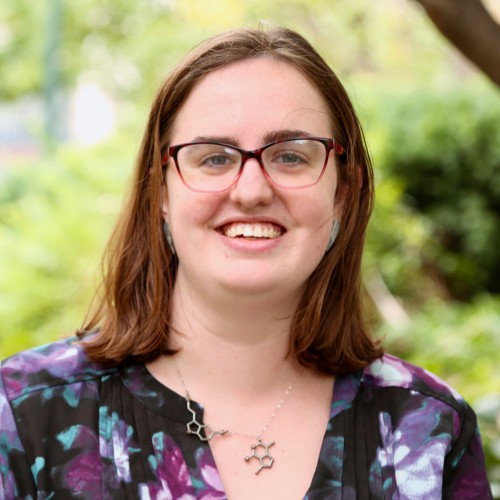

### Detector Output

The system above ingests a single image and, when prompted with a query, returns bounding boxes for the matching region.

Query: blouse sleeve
[443,403,493,499]
[0,367,35,499]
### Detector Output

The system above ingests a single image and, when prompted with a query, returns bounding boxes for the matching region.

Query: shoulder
[356,355,491,497]
[0,336,116,404]
[361,353,466,412]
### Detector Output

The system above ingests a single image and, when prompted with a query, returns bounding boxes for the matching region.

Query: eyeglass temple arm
[333,141,345,155]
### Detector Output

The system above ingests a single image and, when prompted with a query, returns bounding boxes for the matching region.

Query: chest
[11,372,455,499]
[205,403,331,500]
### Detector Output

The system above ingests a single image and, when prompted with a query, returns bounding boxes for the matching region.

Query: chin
[218,274,303,299]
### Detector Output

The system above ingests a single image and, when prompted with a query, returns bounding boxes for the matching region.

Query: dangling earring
[325,220,339,252]
[163,221,176,255]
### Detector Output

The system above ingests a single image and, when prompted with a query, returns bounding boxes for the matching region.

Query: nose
[229,157,274,207]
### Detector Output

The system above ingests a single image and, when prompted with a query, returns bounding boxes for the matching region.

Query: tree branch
[364,271,410,330]
[413,0,500,86]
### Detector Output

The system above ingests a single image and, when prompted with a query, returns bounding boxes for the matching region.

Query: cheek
[308,188,337,245]
[304,182,337,222]
[166,188,224,234]
[292,194,335,254]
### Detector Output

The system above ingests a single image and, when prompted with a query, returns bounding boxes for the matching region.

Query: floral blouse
[0,337,492,499]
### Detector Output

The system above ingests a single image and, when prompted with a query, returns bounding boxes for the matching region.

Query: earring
[325,220,339,252]
[163,221,176,255]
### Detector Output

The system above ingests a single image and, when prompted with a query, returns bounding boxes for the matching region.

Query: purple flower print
[365,354,463,403]
[1,337,107,401]
[55,425,101,498]
[99,407,138,485]
[0,376,24,498]
[196,447,226,499]
[365,355,415,389]
[374,396,456,498]
[139,432,196,499]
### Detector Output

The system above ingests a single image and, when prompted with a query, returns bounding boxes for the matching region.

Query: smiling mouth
[221,222,284,239]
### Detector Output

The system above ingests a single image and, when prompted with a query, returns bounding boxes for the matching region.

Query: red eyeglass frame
[161,137,346,193]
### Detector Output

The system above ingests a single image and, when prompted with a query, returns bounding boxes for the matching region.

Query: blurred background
[0,0,499,492]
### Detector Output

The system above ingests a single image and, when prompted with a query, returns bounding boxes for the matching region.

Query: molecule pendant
[245,439,275,474]
[186,399,228,441]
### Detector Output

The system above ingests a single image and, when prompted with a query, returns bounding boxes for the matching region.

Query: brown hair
[77,26,383,374]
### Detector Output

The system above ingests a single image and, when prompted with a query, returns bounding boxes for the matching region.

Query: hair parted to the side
[77,26,383,374]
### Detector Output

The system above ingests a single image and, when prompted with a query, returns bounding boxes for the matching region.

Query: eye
[274,151,306,165]
[200,153,237,168]
[181,144,240,171]
[264,139,324,171]
[269,146,311,168]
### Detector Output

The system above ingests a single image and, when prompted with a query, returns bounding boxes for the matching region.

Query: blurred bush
[380,87,500,299]
[0,136,132,354]
[363,82,500,300]
[360,81,500,491]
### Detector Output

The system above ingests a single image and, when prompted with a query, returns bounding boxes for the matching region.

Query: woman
[0,27,492,499]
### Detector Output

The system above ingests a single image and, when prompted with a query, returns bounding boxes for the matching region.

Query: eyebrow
[191,129,315,148]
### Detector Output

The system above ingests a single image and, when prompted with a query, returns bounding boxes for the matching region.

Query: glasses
[162,137,345,193]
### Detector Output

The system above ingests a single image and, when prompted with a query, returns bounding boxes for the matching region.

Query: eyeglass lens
[175,139,327,191]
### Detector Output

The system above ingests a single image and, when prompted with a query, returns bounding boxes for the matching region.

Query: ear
[333,162,363,219]
[161,184,169,223]
[333,183,346,220]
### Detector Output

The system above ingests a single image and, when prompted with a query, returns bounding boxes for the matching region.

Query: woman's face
[163,58,341,301]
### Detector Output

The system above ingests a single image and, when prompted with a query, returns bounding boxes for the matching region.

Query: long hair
[78,26,383,373]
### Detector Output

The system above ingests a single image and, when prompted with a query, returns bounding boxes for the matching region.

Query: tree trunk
[413,0,500,86]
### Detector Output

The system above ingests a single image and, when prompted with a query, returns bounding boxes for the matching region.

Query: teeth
[223,223,283,239]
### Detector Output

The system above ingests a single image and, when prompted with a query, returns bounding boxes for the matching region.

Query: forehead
[170,58,333,145]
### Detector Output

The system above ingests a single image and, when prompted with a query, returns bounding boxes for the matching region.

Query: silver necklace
[176,367,293,475]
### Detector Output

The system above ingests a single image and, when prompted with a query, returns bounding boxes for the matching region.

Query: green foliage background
[1,0,499,492]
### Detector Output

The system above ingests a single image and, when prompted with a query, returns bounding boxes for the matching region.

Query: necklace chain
[176,366,293,474]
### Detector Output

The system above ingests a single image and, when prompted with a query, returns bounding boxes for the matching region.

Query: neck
[157,274,304,400]
[172,270,302,346]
